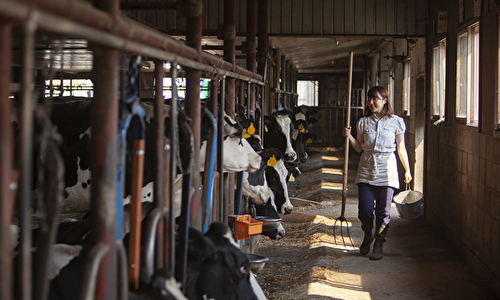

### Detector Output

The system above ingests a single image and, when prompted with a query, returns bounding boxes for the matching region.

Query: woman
[342,86,412,260]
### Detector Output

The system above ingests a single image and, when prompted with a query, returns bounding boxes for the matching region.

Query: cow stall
[0,0,271,299]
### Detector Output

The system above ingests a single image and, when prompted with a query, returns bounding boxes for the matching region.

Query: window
[403,61,411,115]
[388,71,394,109]
[297,80,319,106]
[456,23,479,125]
[432,39,446,119]
[45,79,94,98]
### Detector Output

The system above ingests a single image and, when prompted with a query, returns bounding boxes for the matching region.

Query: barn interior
[0,0,500,299]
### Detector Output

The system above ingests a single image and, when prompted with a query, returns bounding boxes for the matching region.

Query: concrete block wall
[426,125,500,296]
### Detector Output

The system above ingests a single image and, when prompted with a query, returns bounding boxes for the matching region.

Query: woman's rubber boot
[359,221,373,256]
[370,225,388,260]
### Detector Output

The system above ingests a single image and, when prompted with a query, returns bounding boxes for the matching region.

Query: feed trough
[253,216,282,231]
[245,253,269,274]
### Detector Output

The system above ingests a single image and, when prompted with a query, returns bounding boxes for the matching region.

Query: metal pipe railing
[8,0,262,81]
[0,0,264,86]
[0,21,14,300]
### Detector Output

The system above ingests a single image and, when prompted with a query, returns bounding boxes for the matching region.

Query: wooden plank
[270,0,281,34]
[366,0,375,35]
[354,0,365,35]
[238,0,247,33]
[282,0,292,34]
[407,0,416,35]
[301,0,313,34]
[157,8,166,31]
[415,0,427,35]
[386,0,395,35]
[312,0,323,34]
[323,0,334,34]
[375,0,386,35]
[291,0,303,34]
[345,0,355,34]
[334,0,345,34]
[396,0,406,35]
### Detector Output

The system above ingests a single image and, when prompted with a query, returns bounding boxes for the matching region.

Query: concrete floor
[259,148,500,300]
[326,202,499,300]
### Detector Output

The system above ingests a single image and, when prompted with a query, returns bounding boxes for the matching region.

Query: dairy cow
[264,112,297,162]
[242,147,282,205]
[42,99,261,214]
[182,222,266,300]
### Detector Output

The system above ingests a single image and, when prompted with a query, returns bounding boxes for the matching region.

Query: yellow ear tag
[298,124,304,131]
[289,173,295,182]
[267,155,277,167]
[265,125,268,132]
[242,130,251,139]
[247,123,256,135]
[307,138,313,144]
[309,123,314,128]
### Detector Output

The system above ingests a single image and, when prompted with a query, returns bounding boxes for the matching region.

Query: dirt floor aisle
[253,148,498,300]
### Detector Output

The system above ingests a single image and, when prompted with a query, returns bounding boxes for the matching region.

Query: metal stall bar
[85,0,120,297]
[219,78,226,223]
[247,0,257,114]
[168,63,179,274]
[208,78,219,224]
[11,0,262,81]
[184,0,203,231]
[18,12,38,300]
[201,109,217,233]
[0,20,14,300]
[153,60,165,270]
[0,1,263,85]
[258,0,269,115]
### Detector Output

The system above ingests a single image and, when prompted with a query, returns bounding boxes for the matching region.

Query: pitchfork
[333,51,355,248]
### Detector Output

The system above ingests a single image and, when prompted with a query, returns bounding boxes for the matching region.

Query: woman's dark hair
[364,86,394,117]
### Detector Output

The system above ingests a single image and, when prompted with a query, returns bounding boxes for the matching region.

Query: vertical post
[88,0,120,298]
[258,0,269,115]
[153,60,165,269]
[224,0,236,219]
[18,14,38,300]
[168,62,179,275]
[0,21,14,300]
[247,0,257,114]
[224,0,236,118]
[219,78,226,223]
[183,0,203,230]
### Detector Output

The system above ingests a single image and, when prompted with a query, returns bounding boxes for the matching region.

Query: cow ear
[294,120,308,132]
[308,117,318,127]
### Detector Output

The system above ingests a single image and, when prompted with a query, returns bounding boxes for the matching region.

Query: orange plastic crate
[233,214,263,240]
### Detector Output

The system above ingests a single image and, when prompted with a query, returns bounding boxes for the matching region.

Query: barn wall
[426,0,500,296]
[122,0,427,37]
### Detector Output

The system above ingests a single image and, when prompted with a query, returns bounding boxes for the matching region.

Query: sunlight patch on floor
[307,272,371,299]
[320,168,343,175]
[320,182,343,190]
[321,155,340,161]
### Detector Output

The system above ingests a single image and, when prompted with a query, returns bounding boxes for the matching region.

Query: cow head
[242,147,282,204]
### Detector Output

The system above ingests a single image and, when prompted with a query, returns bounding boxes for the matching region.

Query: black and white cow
[265,158,293,215]
[264,112,297,162]
[291,106,319,163]
[38,99,262,214]
[180,222,266,300]
[242,146,282,205]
